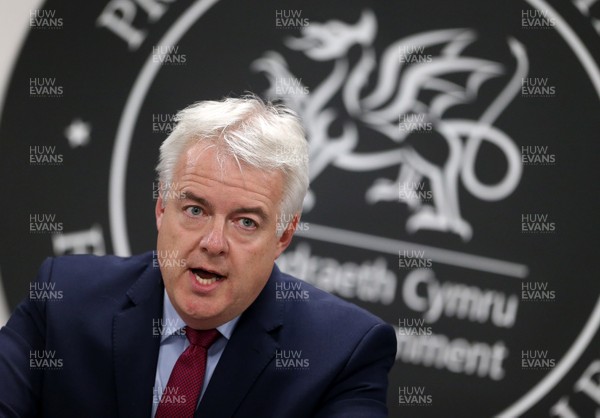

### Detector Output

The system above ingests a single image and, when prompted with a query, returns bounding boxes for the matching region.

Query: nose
[199,217,228,256]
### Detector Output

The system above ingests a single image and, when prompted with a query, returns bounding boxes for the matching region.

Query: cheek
[234,245,277,286]
[248,232,280,256]
[159,212,193,248]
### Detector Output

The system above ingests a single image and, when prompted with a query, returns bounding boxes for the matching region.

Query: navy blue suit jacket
[0,252,396,417]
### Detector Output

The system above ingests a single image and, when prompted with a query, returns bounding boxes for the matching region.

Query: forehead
[173,143,284,209]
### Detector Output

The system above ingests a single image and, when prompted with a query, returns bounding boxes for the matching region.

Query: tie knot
[185,326,220,348]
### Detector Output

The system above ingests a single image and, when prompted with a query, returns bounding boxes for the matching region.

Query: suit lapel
[113,255,164,418]
[197,266,285,417]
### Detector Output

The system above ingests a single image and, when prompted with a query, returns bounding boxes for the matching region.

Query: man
[0,95,397,417]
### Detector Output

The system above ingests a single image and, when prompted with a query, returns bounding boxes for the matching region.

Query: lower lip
[188,270,224,293]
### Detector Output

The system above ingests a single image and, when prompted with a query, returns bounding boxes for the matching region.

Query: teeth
[194,273,220,285]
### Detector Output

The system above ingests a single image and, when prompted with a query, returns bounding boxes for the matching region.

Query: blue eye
[185,206,202,216]
[239,218,256,228]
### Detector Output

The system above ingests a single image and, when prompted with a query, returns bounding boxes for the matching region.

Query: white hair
[156,94,309,233]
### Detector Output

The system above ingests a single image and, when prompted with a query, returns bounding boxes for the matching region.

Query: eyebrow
[181,191,269,221]
[180,191,213,210]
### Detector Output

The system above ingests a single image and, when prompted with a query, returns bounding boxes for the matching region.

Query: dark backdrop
[1,0,599,416]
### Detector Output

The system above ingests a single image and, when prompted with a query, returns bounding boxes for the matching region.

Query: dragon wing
[356,29,505,141]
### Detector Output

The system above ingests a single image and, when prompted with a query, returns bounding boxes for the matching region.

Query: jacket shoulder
[35,251,159,304]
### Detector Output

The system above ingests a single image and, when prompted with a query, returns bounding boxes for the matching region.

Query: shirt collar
[160,289,240,342]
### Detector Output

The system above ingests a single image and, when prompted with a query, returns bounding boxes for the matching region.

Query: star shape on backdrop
[64,118,91,148]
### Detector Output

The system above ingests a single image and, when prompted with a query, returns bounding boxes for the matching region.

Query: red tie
[156,327,221,418]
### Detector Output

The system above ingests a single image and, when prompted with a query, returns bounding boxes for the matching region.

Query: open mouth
[191,268,226,285]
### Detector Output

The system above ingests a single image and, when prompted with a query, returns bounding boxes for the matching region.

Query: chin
[184,301,225,323]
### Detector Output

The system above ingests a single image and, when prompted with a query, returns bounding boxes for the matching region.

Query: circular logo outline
[107,1,600,415]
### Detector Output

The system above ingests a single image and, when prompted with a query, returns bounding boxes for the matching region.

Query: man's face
[155,144,296,329]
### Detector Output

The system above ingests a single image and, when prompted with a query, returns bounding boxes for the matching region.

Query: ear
[274,214,300,259]
[155,195,165,230]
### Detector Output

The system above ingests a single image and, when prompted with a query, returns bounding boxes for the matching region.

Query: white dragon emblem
[252,10,528,241]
